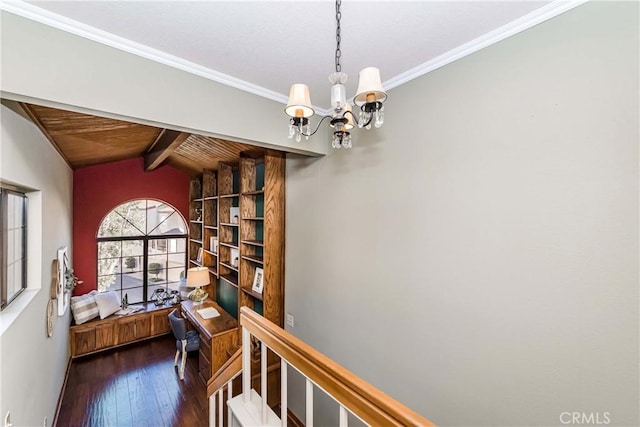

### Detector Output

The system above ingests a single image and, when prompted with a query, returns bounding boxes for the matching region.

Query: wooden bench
[69,302,177,358]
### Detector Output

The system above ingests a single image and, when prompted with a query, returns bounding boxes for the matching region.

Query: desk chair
[168,308,200,380]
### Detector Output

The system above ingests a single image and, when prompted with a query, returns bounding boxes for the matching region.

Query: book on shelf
[210,236,218,253]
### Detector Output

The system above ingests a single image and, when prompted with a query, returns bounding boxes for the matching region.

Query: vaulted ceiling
[21,103,264,175]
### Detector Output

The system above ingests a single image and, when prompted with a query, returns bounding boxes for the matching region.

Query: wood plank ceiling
[21,103,265,175]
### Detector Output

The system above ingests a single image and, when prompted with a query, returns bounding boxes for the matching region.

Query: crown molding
[0,0,289,106]
[2,0,588,114]
[384,0,589,91]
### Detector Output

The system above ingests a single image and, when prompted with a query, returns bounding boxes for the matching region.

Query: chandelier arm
[300,115,334,137]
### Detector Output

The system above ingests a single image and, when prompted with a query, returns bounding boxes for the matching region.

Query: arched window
[97,199,187,304]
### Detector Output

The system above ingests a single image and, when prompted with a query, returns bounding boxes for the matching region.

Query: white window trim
[0,190,43,336]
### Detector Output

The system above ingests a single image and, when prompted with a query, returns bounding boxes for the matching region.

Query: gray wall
[0,101,73,427]
[285,2,639,426]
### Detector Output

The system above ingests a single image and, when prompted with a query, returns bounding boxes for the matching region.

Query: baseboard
[52,356,72,427]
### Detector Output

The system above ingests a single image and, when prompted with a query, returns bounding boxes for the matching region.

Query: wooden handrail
[240,307,436,427]
[207,347,242,396]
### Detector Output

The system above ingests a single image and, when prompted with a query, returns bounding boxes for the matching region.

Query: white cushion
[70,290,99,325]
[94,291,121,319]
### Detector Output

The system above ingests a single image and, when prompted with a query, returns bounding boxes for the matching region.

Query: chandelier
[285,0,387,149]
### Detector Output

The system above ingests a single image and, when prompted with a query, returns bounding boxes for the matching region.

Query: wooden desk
[181,300,238,384]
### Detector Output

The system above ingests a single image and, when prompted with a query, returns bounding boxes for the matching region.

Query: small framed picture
[196,247,203,263]
[252,267,264,294]
[230,206,239,224]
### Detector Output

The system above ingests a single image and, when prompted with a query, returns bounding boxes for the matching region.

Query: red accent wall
[73,157,190,295]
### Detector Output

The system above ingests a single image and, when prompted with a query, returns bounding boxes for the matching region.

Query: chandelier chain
[335,0,342,73]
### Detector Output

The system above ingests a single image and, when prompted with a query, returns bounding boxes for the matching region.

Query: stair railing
[221,306,435,427]
[207,347,242,426]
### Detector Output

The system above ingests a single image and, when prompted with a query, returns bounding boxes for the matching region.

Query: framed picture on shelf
[230,248,239,268]
[252,267,264,294]
[230,206,239,224]
[196,247,203,263]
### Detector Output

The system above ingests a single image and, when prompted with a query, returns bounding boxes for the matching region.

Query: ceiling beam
[144,130,190,172]
[19,102,73,169]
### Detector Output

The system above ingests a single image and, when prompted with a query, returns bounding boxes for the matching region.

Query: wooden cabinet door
[135,316,151,339]
[73,328,96,355]
[152,311,171,336]
[95,323,114,350]
[118,317,136,344]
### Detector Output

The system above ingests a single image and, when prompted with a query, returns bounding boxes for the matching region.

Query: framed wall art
[57,246,70,316]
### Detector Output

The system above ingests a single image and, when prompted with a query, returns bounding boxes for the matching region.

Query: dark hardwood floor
[56,336,208,427]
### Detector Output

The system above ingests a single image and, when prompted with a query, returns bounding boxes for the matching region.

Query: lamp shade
[285,84,315,118]
[343,103,354,130]
[354,67,387,106]
[186,267,209,288]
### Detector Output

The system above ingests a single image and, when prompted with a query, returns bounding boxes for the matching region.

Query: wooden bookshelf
[190,152,284,331]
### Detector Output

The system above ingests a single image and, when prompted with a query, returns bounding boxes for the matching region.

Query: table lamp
[186,266,209,305]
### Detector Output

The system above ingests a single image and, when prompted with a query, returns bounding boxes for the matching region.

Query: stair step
[227,389,281,427]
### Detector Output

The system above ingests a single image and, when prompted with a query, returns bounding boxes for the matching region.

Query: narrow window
[1,187,28,309]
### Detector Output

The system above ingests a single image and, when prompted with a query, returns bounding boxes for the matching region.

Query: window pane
[115,200,146,234]
[123,287,144,304]
[99,274,120,292]
[149,239,167,255]
[123,255,143,273]
[7,263,15,296]
[148,283,167,297]
[14,229,23,261]
[149,211,187,235]
[98,241,121,259]
[124,287,144,304]
[98,212,144,237]
[11,262,22,297]
[168,253,185,269]
[7,229,14,261]
[168,238,186,253]
[12,194,23,228]
[122,272,144,290]
[122,240,143,257]
[98,257,121,277]
[167,267,185,288]
[146,201,166,235]
[7,194,15,228]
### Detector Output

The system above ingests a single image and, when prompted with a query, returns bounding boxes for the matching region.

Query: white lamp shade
[285,84,315,118]
[344,103,354,130]
[354,67,387,106]
[186,266,210,288]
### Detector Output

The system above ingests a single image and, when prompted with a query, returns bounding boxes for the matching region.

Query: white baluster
[227,380,233,425]
[261,341,268,425]
[339,406,348,427]
[242,328,251,403]
[210,392,216,426]
[281,360,288,427]
[306,379,314,427]
[218,390,223,427]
